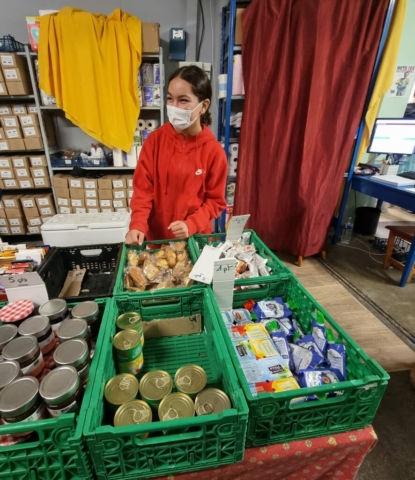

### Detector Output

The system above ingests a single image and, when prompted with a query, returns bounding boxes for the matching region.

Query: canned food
[57,318,91,346]
[0,324,18,354]
[2,335,45,377]
[113,330,143,375]
[53,339,90,385]
[39,298,70,333]
[194,388,231,416]
[18,315,55,355]
[158,393,195,422]
[139,370,173,408]
[114,400,152,437]
[116,312,144,346]
[104,373,139,412]
[174,365,207,397]
[71,301,100,338]
[0,360,21,391]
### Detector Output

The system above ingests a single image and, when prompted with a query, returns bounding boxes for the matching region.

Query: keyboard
[398,171,415,180]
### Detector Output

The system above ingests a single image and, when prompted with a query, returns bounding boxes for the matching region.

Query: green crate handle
[134,427,204,446]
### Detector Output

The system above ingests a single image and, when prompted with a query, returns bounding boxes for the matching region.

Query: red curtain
[234,0,389,257]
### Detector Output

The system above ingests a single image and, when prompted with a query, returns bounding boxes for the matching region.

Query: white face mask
[167,101,204,130]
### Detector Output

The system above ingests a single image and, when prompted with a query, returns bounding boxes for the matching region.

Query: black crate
[38,243,122,301]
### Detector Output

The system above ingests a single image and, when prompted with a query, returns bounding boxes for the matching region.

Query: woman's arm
[184,147,228,236]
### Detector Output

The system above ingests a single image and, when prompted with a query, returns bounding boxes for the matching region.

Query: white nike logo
[195,169,205,175]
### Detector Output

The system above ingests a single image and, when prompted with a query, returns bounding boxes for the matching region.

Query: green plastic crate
[211,276,390,447]
[190,230,292,285]
[83,289,249,480]
[0,298,112,480]
[113,237,202,296]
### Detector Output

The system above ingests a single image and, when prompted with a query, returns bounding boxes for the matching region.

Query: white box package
[41,212,130,247]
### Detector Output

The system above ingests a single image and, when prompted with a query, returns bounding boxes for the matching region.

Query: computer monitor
[368,118,415,155]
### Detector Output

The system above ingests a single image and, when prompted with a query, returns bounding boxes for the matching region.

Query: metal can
[139,370,173,409]
[116,312,144,346]
[0,360,21,391]
[174,365,207,397]
[113,330,143,375]
[104,373,139,412]
[158,393,195,426]
[114,400,152,438]
[194,388,231,416]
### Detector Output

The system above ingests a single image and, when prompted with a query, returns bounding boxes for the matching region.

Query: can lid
[114,400,152,427]
[2,335,39,363]
[116,312,142,331]
[39,299,68,321]
[40,366,80,405]
[57,318,88,341]
[0,360,21,390]
[0,300,34,323]
[139,370,173,401]
[113,330,141,351]
[0,376,39,416]
[53,339,89,367]
[18,315,51,338]
[194,388,231,415]
[174,365,207,395]
[0,324,18,349]
[71,301,99,322]
[158,393,195,421]
[104,374,139,406]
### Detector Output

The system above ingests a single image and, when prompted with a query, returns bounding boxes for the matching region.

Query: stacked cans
[113,313,144,375]
[138,63,162,107]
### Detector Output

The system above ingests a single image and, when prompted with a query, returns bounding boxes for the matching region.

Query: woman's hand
[168,221,189,239]
[126,230,145,245]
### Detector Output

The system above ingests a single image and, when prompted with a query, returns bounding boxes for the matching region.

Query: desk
[155,426,377,480]
[352,175,415,286]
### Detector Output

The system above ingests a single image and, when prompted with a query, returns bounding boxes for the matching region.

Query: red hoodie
[130,122,228,240]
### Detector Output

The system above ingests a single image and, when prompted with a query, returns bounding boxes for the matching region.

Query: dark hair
[168,66,212,126]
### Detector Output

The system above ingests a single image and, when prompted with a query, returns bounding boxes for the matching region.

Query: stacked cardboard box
[0,53,32,96]
[53,174,133,214]
[0,193,55,235]
[0,155,50,190]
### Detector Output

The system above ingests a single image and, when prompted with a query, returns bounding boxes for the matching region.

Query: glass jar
[0,324,18,359]
[2,335,45,378]
[39,299,70,334]
[53,339,90,385]
[40,366,83,418]
[57,318,91,347]
[0,376,47,437]
[71,301,100,338]
[18,315,55,355]
[0,360,21,391]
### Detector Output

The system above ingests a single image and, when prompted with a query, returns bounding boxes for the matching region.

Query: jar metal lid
[2,335,39,364]
[71,301,99,322]
[40,366,80,405]
[39,299,68,321]
[18,315,51,338]
[53,339,89,367]
[0,360,21,390]
[57,318,88,342]
[0,324,18,349]
[0,376,39,416]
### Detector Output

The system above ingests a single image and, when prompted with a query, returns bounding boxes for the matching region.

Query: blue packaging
[229,309,253,325]
[292,318,305,337]
[271,331,294,371]
[143,85,154,105]
[153,63,161,85]
[253,297,292,321]
[142,129,151,142]
[290,335,324,373]
[326,342,347,381]
[298,369,342,400]
[312,319,327,354]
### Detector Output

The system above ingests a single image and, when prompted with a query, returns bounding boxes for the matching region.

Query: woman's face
[167,77,204,121]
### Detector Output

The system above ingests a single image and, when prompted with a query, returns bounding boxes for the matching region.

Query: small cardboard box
[30,167,47,178]
[8,215,25,227]
[15,167,30,178]
[2,67,27,82]
[69,177,83,189]
[53,174,69,189]
[113,189,127,199]
[23,206,40,218]
[85,198,98,208]
[70,188,85,200]
[55,187,70,199]
[24,137,44,150]
[11,156,30,169]
[99,199,112,208]
[6,81,32,96]
[19,178,35,189]
[12,105,27,115]
[101,208,115,213]
[8,138,26,150]
[97,176,112,190]
[10,225,27,235]
[58,206,72,214]
[26,216,42,227]
[0,106,12,116]
[127,175,134,188]
[113,198,127,208]
[0,53,26,69]
[142,23,160,54]
[29,155,47,167]
[3,195,22,209]
[85,189,97,199]
[18,114,39,127]
[34,176,51,188]
[3,179,18,189]
[4,127,22,140]
[36,193,54,208]
[5,208,23,219]
[0,82,7,96]
[22,125,41,138]
[0,128,5,140]
[0,168,14,179]
[83,178,98,189]
[0,140,9,151]
[87,208,100,214]
[71,198,86,208]
[128,189,133,199]
[112,176,126,189]
[235,8,246,45]
[0,157,11,168]
[39,204,55,216]
[20,194,37,209]
[74,207,87,214]
[2,116,19,128]
[28,225,41,234]
[98,189,113,200]
[27,105,38,114]
[0,225,10,235]
[57,196,70,207]
[0,217,7,225]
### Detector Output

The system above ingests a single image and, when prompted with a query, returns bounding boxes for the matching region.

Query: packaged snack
[251,377,303,399]
[127,250,140,266]
[166,248,177,268]
[127,266,147,291]
[229,309,252,325]
[326,329,347,381]
[154,250,167,260]
[221,311,234,328]
[242,232,251,245]
[172,241,187,252]
[298,369,342,400]
[253,298,292,320]
[290,339,324,373]
[312,312,327,354]
[156,258,169,270]
[270,331,293,371]
[292,318,305,337]
[143,261,161,282]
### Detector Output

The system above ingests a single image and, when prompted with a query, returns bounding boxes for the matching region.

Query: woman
[126,66,228,245]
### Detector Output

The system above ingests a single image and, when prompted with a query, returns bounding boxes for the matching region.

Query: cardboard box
[26,216,42,227]
[1,116,19,128]
[36,193,54,209]
[0,53,27,69]
[98,189,113,200]
[8,138,26,150]
[128,189,133,199]
[23,206,39,218]
[58,206,72,214]
[71,198,85,208]
[113,189,127,199]
[11,156,30,169]
[70,188,85,200]
[0,157,11,168]
[142,23,160,54]
[3,179,18,189]
[97,176,112,190]
[28,225,41,234]
[99,199,112,208]
[0,82,7,96]
[74,207,87,214]
[12,105,27,115]
[5,208,22,220]
[127,176,134,188]
[0,106,12,116]
[39,204,55,216]
[57,196,70,207]
[27,105,38,114]
[10,225,27,235]
[0,217,7,226]
[20,194,37,209]
[69,177,83,189]
[24,137,44,150]
[113,198,127,208]
[2,67,27,82]
[85,189,97,199]
[19,178,35,189]
[5,81,32,96]
[112,176,126,189]
[101,208,115,213]
[85,198,98,208]
[0,168,14,179]
[30,167,47,178]
[15,167,31,178]
[22,125,41,138]
[29,155,47,167]
[83,178,98,189]
[0,140,9,151]
[19,114,39,127]
[0,128,5,140]
[34,176,51,188]
[41,216,53,224]
[87,208,99,214]
[3,195,22,209]
[26,16,41,52]
[4,127,22,139]
[0,225,10,235]
[0,179,3,190]
[0,69,2,82]
[8,215,24,227]
[235,8,246,45]
[53,174,69,189]
[55,187,70,199]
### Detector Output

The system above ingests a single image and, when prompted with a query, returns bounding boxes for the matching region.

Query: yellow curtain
[357,0,407,164]
[39,8,141,152]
